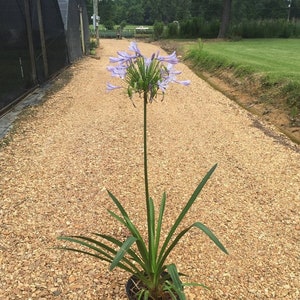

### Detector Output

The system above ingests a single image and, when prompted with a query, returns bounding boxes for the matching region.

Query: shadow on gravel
[0,66,73,144]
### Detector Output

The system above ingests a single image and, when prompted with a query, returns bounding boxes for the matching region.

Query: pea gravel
[0,40,299,300]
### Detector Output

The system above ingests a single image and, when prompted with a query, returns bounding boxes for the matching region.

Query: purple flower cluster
[107,42,190,98]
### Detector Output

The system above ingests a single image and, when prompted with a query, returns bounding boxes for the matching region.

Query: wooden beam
[37,0,49,79]
[24,0,37,84]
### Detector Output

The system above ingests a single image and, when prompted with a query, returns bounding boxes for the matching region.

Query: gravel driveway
[0,39,299,299]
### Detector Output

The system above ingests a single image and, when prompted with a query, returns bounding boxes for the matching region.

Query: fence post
[37,0,49,79]
[24,0,37,84]
[93,0,99,46]
[79,6,86,54]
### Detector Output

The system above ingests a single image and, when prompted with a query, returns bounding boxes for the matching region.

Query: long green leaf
[123,214,149,264]
[110,236,137,270]
[193,222,228,254]
[57,245,112,263]
[107,210,126,226]
[57,237,136,274]
[107,210,147,262]
[148,197,156,272]
[58,236,114,259]
[107,190,149,266]
[58,235,139,272]
[160,221,228,268]
[107,190,130,219]
[164,287,184,300]
[155,192,166,264]
[136,289,148,300]
[93,233,145,271]
[166,264,183,294]
[182,282,209,289]
[158,164,217,263]
[56,247,135,273]
[143,290,149,300]
[163,274,185,300]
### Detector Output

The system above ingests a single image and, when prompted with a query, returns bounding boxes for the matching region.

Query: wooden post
[37,0,49,79]
[93,0,99,46]
[79,6,85,54]
[24,0,37,84]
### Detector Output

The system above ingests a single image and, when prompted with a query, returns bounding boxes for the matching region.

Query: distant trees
[85,0,300,38]
[86,0,300,25]
[218,0,232,38]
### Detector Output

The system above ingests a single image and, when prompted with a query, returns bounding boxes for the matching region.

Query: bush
[167,22,179,38]
[229,19,300,39]
[120,20,127,29]
[89,39,97,49]
[153,21,164,40]
[104,20,115,30]
[179,18,220,39]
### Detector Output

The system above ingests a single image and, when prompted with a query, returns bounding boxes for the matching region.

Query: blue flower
[157,51,178,65]
[128,41,141,56]
[107,65,127,79]
[106,82,122,91]
[107,42,189,101]
[174,80,191,86]
[109,52,136,65]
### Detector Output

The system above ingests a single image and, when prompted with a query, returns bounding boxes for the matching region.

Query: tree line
[86,0,300,38]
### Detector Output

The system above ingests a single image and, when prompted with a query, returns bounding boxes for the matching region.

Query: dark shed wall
[0,0,69,113]
[57,0,90,62]
[79,0,90,55]
[31,0,69,82]
[0,0,34,111]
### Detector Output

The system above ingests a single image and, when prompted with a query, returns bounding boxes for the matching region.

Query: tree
[85,0,93,19]
[98,0,116,24]
[89,0,300,30]
[218,0,232,38]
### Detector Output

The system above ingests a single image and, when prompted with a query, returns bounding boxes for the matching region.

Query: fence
[99,28,154,39]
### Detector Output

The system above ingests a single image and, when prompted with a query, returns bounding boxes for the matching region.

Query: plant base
[126,274,181,300]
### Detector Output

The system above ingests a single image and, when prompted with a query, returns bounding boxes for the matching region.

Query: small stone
[68,275,76,283]
[52,289,61,296]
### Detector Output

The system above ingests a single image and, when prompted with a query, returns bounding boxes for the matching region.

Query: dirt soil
[0,39,299,299]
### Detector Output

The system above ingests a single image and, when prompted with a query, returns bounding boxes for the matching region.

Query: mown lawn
[201,39,300,82]
[184,38,300,117]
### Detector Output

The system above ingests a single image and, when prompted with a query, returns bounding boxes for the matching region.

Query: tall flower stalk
[107,43,191,281]
[58,42,228,300]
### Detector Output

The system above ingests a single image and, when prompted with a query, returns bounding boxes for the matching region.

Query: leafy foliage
[86,0,300,26]
[153,21,164,39]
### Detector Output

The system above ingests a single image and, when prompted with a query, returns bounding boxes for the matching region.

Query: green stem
[143,92,152,272]
[143,92,150,211]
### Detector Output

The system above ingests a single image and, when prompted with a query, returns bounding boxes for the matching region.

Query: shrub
[229,19,300,39]
[104,20,115,30]
[179,18,220,39]
[167,22,179,38]
[120,20,127,29]
[153,21,164,40]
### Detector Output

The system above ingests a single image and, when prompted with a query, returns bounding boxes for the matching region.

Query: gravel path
[0,39,299,300]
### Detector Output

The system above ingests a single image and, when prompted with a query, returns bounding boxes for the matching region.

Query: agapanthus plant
[58,42,228,300]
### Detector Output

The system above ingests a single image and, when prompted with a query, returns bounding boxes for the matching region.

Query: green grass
[186,38,300,112]
[201,39,300,82]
